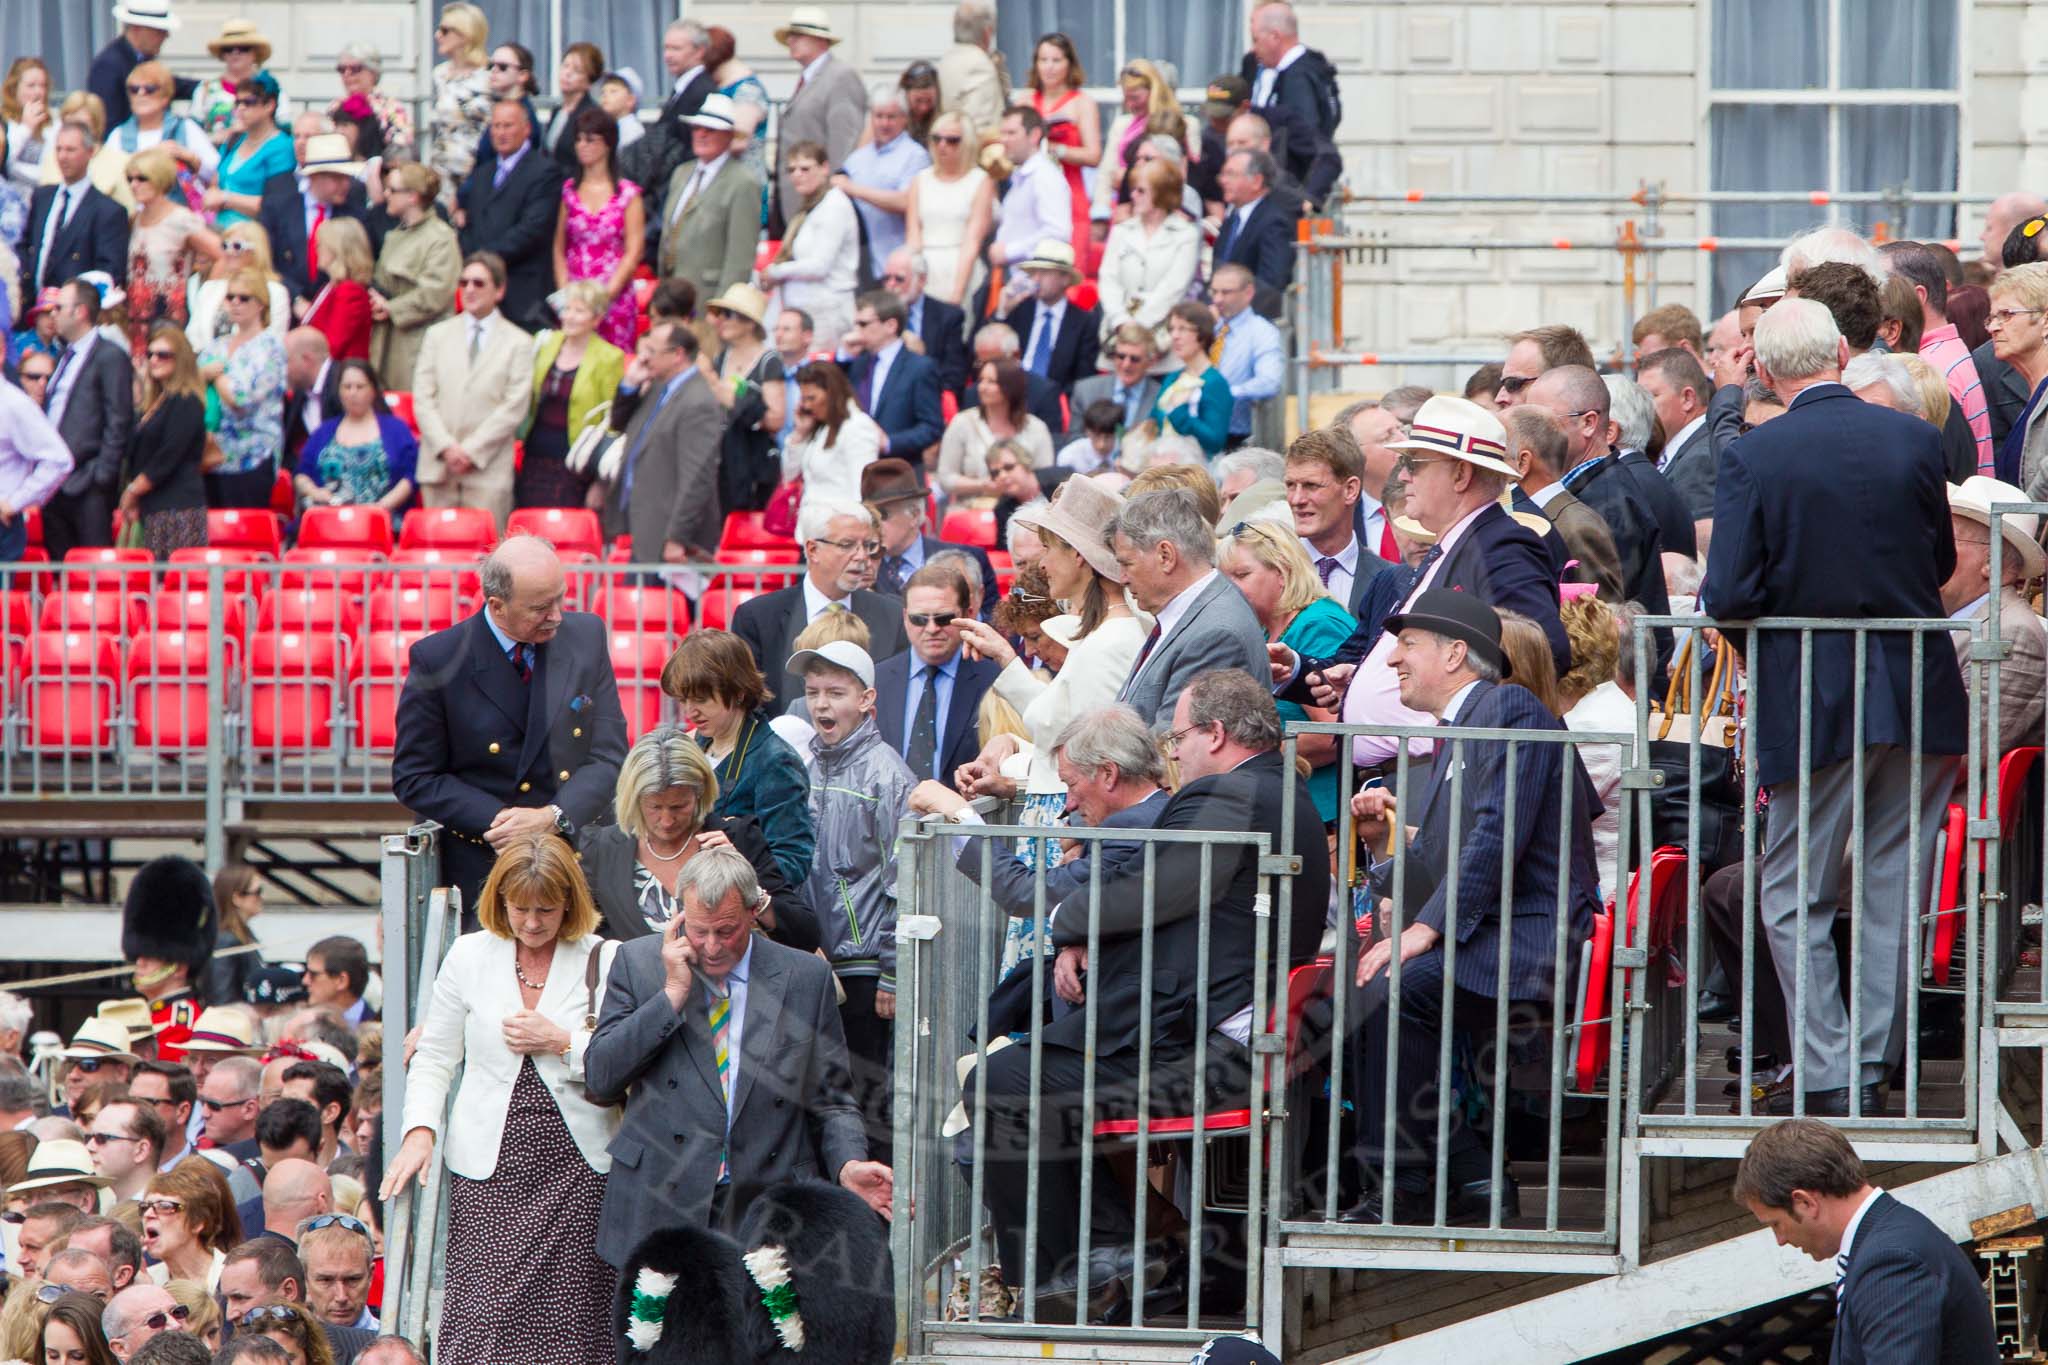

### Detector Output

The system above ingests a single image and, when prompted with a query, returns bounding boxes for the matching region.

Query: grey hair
[1052,704,1166,786]
[1148,432,1206,467]
[1428,631,1501,684]
[667,19,709,44]
[209,1054,261,1098]
[613,727,717,836]
[796,498,872,543]
[1378,385,1434,424]
[1781,225,1889,286]
[357,1341,430,1365]
[887,248,929,281]
[869,81,907,113]
[1752,297,1843,382]
[29,1116,84,1143]
[1143,133,1186,167]
[0,990,28,1038]
[1006,500,1051,554]
[1182,668,1283,749]
[0,1057,35,1114]
[1212,447,1286,488]
[973,322,1022,356]
[953,0,996,42]
[1842,352,1922,416]
[336,43,383,74]
[672,845,762,915]
[47,1248,105,1284]
[1228,148,1280,190]
[477,533,555,603]
[1602,375,1657,451]
[1252,1,1300,36]
[1113,489,1216,567]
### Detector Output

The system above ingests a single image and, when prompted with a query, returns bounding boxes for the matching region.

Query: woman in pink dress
[552,104,644,351]
[1027,34,1101,278]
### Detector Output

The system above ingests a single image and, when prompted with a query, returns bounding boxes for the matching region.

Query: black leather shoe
[1448,1173,1521,1223]
[1032,1262,1126,1323]
[1697,989,1734,1022]
[1335,1186,1429,1225]
[1759,1083,1885,1117]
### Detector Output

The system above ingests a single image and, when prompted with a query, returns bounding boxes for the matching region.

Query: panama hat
[96,998,156,1047]
[1014,476,1128,584]
[1741,266,1788,307]
[775,7,843,45]
[1948,475,2046,580]
[60,1016,140,1063]
[112,0,179,33]
[6,1140,111,1196]
[704,281,768,329]
[681,93,739,133]
[1383,395,1518,478]
[299,133,364,179]
[178,1006,263,1054]
[206,18,272,64]
[1018,240,1079,278]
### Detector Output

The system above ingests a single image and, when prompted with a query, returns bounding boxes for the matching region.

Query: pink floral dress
[561,178,641,351]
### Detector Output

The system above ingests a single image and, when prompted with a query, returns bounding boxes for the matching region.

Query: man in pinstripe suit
[1335,590,1600,1226]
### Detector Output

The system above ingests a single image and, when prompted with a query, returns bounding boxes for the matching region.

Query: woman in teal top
[1219,518,1360,825]
[204,72,295,226]
[1148,299,1235,456]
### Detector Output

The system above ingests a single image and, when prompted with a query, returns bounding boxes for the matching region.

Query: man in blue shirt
[1210,264,1285,447]
[873,564,999,788]
[835,86,932,275]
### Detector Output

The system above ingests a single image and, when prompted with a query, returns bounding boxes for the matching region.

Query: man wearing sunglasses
[298,1215,377,1330]
[102,1283,187,1360]
[87,1,196,132]
[874,563,998,790]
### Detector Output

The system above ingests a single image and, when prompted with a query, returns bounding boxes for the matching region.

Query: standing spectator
[19,125,129,300]
[1214,150,1294,307]
[378,839,614,1358]
[88,1100,165,1203]
[203,865,266,1009]
[389,536,629,918]
[987,108,1071,296]
[1241,2,1343,140]
[1004,240,1098,397]
[1887,241,1995,475]
[1097,60,1178,222]
[598,321,721,563]
[368,163,459,391]
[427,5,494,208]
[552,108,642,352]
[197,1057,264,1160]
[1702,298,1967,1115]
[762,142,860,346]
[838,86,931,275]
[883,248,971,394]
[937,2,1008,137]
[294,360,417,516]
[706,30,770,187]
[412,251,536,526]
[302,219,374,362]
[783,359,884,522]
[700,283,786,514]
[117,326,208,558]
[108,62,218,189]
[329,47,413,161]
[1636,346,1717,522]
[281,328,339,470]
[459,103,560,331]
[3,60,54,194]
[1026,34,1101,274]
[904,112,993,308]
[89,1,195,133]
[1503,405,1624,600]
[191,22,283,146]
[197,268,287,509]
[1992,262,2048,488]
[143,1160,241,1290]
[1211,264,1285,447]
[730,500,909,705]
[862,458,997,604]
[655,21,714,138]
[14,347,54,406]
[187,222,289,347]
[875,564,1001,786]
[479,45,542,153]
[655,97,764,308]
[277,1064,351,1167]
[202,75,294,229]
[543,43,605,173]
[257,133,371,312]
[897,63,941,149]
[297,1217,376,1331]
[939,358,1054,497]
[1098,160,1200,357]
[1942,476,2048,755]
[123,148,221,354]
[841,290,943,460]
[1109,488,1270,725]
[1150,302,1234,457]
[771,9,868,236]
[332,95,390,203]
[517,280,620,509]
[42,278,131,559]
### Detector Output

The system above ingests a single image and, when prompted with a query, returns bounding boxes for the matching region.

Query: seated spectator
[1210,264,1285,448]
[939,357,1055,497]
[1006,506,1050,568]
[258,1159,331,1244]
[836,84,930,270]
[1149,302,1234,457]
[515,280,621,510]
[876,564,1001,787]
[142,1158,241,1290]
[1340,591,1599,1225]
[841,290,943,461]
[244,1300,337,1365]
[1122,464,1227,534]
[1072,324,1163,433]
[883,248,971,395]
[986,439,1072,552]
[784,359,884,522]
[1557,600,1632,890]
[1096,160,1199,357]
[1056,399,1122,474]
[1002,240,1098,395]
[294,359,418,518]
[38,1294,118,1365]
[1943,477,2047,753]
[304,218,375,362]
[761,140,859,344]
[297,1214,377,1331]
[960,321,1065,433]
[730,499,910,705]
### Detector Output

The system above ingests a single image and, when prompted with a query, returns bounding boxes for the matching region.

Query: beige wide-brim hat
[61,1015,141,1062]
[1013,476,1128,584]
[97,997,156,1047]
[178,1005,263,1054]
[1392,515,1438,547]
[940,1037,1013,1138]
[1018,240,1079,278]
[705,282,769,329]
[775,7,843,44]
[1383,395,1519,478]
[300,132,365,179]
[1949,475,2046,580]
[206,18,273,64]
[112,0,179,33]
[6,1140,111,1196]
[1040,614,1084,650]
[1741,266,1788,306]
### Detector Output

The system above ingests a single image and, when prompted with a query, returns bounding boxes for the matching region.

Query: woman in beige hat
[699,283,788,511]
[369,161,461,391]
[191,19,288,148]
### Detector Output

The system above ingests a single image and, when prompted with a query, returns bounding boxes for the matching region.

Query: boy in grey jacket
[789,640,915,1156]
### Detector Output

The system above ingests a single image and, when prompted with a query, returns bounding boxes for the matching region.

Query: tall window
[1708,0,1960,310]
[997,0,1245,97]
[0,5,112,94]
[470,0,667,98]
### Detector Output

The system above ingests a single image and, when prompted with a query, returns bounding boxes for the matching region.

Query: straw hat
[1017,240,1079,278]
[1383,395,1518,478]
[206,18,273,64]
[774,7,843,45]
[299,133,364,179]
[96,998,156,1048]
[60,1015,140,1063]
[940,1038,1013,1138]
[1013,477,1128,583]
[178,1006,263,1054]
[704,282,768,329]
[1948,475,2046,580]
[681,93,739,133]
[1741,266,1788,307]
[6,1140,111,1197]
[112,0,179,33]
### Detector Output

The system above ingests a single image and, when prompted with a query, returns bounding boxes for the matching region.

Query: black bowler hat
[1381,588,1512,679]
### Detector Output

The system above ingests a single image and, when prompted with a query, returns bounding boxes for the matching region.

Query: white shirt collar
[1152,569,1218,644]
[803,573,850,619]
[1527,480,1565,509]
[1441,678,1483,724]
[1837,1188,1884,1273]
[1233,193,1267,221]
[800,52,830,85]
[1668,412,1707,456]
[1303,533,1357,573]
[673,64,704,94]
[692,150,730,181]
[1273,44,1307,73]
[1950,592,1991,622]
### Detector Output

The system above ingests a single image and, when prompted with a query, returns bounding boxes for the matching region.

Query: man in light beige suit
[658,94,765,305]
[412,251,536,529]
[936,0,1007,140]
[1942,476,2047,755]
[771,8,868,234]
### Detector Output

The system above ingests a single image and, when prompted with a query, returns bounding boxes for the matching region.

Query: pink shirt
[1921,323,1993,473]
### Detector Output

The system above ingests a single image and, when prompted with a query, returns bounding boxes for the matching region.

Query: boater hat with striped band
[1383,395,1518,477]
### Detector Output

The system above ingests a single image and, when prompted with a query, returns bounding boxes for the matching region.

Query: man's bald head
[43,1247,112,1302]
[103,1283,180,1354]
[479,534,567,646]
[263,1158,333,1234]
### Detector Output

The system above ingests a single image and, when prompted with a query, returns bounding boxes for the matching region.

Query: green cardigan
[520,330,626,442]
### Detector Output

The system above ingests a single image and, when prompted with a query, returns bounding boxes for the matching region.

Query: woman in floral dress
[198,267,288,508]
[427,4,493,211]
[125,146,221,355]
[552,106,642,352]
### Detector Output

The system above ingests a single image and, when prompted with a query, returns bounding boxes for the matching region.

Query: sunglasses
[435,24,458,35]
[488,60,525,72]
[126,174,153,185]
[226,292,257,304]
[906,612,958,629]
[234,96,267,108]
[70,1057,115,1072]
[219,44,254,55]
[34,1284,68,1304]
[335,63,367,76]
[141,1306,193,1330]
[1496,374,1537,395]
[931,133,963,146]
[84,1130,141,1147]
[302,1212,372,1239]
[146,347,176,360]
[1112,351,1149,364]
[126,83,159,96]
[200,1094,253,1111]
[459,277,493,288]
[241,1305,300,1326]
[140,1198,186,1216]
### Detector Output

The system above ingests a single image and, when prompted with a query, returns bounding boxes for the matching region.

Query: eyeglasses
[1990,308,2044,323]
[335,63,367,76]
[138,1306,193,1331]
[488,60,526,72]
[931,133,963,146]
[233,96,267,108]
[126,83,159,96]
[879,271,909,284]
[1393,454,1449,476]
[126,174,152,185]
[240,1306,300,1327]
[1112,351,1149,364]
[812,537,882,556]
[139,1198,186,1216]
[226,292,257,304]
[459,276,493,288]
[906,612,958,629]
[301,1212,372,1240]
[435,24,458,35]
[1496,374,1538,395]
[1161,722,1212,756]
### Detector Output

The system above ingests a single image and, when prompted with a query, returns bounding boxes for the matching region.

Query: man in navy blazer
[1214,150,1297,312]
[1339,591,1598,1225]
[873,566,1000,788]
[844,291,944,458]
[1736,1119,1997,1364]
[18,126,129,301]
[1703,299,1966,1115]
[886,249,971,395]
[390,537,629,924]
[860,459,997,609]
[457,102,565,330]
[1002,242,1101,397]
[258,140,372,309]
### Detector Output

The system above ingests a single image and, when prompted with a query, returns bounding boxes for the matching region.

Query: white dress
[913,166,989,305]
[782,406,883,523]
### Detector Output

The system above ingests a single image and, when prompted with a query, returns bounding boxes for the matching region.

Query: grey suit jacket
[1545,487,1625,600]
[603,368,723,561]
[657,155,765,299]
[54,336,133,496]
[586,932,866,1266]
[1660,421,1715,520]
[1117,574,1270,727]
[1069,373,1160,431]
[775,55,868,225]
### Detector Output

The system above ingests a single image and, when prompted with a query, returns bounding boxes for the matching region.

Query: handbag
[763,476,803,538]
[1641,634,1743,870]
[575,938,625,1108]
[564,400,617,476]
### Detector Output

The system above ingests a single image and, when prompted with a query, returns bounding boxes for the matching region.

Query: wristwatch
[547,804,572,838]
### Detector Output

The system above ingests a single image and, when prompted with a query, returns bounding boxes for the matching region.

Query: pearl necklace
[644,834,693,863]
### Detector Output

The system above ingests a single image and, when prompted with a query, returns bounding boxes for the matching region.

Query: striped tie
[709,986,731,1183]
[1835,1251,1849,1305]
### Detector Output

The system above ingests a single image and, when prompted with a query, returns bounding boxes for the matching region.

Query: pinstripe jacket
[1833,1192,1997,1364]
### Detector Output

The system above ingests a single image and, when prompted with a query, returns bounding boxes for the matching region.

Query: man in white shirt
[1210,264,1285,444]
[0,370,74,562]
[987,107,1072,296]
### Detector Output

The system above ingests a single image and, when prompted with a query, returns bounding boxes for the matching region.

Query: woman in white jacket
[380,833,622,1365]
[783,359,883,524]
[761,140,860,345]
[1097,158,1200,358]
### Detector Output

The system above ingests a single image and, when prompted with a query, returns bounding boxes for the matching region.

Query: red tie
[1378,516,1398,562]
[308,204,328,280]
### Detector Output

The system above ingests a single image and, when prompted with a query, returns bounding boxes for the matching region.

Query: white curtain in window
[561,0,667,93]
[997,0,1243,93]
[1843,0,1957,89]
[1710,104,1830,310]
[0,6,114,101]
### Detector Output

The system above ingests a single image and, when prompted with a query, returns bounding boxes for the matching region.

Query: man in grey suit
[42,278,133,560]
[601,322,723,564]
[1071,324,1163,437]
[655,95,764,305]
[587,848,893,1262]
[1110,489,1270,727]
[770,9,868,236]
[1638,346,1716,523]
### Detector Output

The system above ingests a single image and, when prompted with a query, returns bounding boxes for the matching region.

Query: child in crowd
[1056,399,1124,474]
[789,640,914,1159]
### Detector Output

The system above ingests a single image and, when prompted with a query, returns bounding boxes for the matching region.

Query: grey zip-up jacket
[803,716,914,992]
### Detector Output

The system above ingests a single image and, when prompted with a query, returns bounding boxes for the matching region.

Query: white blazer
[399,930,620,1180]
[1097,213,1201,355]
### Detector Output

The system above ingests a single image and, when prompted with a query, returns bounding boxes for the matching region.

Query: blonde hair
[1495,609,1562,716]
[0,1277,51,1363]
[57,90,106,142]
[0,59,48,127]
[1118,59,1175,121]
[1556,597,1620,709]
[474,833,600,941]
[226,266,273,324]
[558,278,611,323]
[1894,353,1953,430]
[315,216,374,285]
[1219,519,1327,618]
[930,109,974,147]
[126,144,180,195]
[792,611,872,652]
[978,688,1030,749]
[163,1279,219,1346]
[384,159,444,204]
[1125,462,1222,527]
[128,60,174,109]
[224,221,280,283]
[438,3,492,68]
[1993,261,2048,315]
[612,727,720,836]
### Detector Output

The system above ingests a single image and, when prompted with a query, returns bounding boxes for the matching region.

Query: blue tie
[1027,311,1055,376]
[622,379,677,501]
[1218,209,1241,262]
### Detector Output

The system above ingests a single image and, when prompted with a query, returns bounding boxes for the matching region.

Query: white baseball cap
[786,640,875,688]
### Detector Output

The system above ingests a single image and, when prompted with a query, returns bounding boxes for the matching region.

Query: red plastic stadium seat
[269,470,294,518]
[128,630,217,750]
[151,589,247,648]
[713,552,800,594]
[939,506,998,548]
[278,548,372,598]
[0,590,33,640]
[696,584,765,632]
[366,583,464,632]
[165,547,264,596]
[60,546,153,592]
[398,506,499,553]
[207,509,283,557]
[594,586,691,638]
[22,504,42,548]
[719,511,799,554]
[349,629,426,751]
[389,548,483,602]
[941,389,958,423]
[298,505,396,556]
[23,630,119,749]
[245,630,346,753]
[256,585,363,638]
[384,391,417,434]
[506,507,604,560]
[607,631,672,740]
[38,591,143,637]
[1573,846,1688,1092]
[15,547,52,598]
